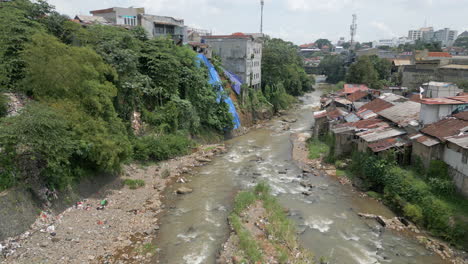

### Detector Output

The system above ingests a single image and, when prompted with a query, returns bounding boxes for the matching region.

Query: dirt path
[1,145,226,264]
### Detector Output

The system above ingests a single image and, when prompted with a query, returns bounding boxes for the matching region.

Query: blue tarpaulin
[196,54,241,130]
[223,70,243,95]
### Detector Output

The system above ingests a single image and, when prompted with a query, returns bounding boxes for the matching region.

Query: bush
[403,203,423,225]
[428,177,455,196]
[307,138,329,159]
[427,160,449,180]
[123,179,145,189]
[0,93,8,117]
[133,133,194,162]
[421,196,452,234]
[0,103,76,189]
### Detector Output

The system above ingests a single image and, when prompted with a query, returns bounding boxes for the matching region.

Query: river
[154,90,448,264]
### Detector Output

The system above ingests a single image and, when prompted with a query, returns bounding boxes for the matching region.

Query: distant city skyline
[47,0,468,44]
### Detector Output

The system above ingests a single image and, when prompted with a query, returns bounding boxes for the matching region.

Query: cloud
[286,0,354,11]
[371,21,397,38]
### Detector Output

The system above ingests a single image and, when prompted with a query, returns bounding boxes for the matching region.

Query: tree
[454,37,468,49]
[315,39,332,49]
[346,56,380,89]
[318,55,346,83]
[369,55,392,81]
[262,38,312,96]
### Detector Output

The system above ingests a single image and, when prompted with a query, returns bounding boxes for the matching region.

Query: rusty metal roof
[379,93,408,103]
[343,84,369,94]
[428,52,452,58]
[410,134,441,147]
[378,101,421,127]
[313,110,327,119]
[420,117,468,142]
[358,98,394,114]
[335,98,353,105]
[421,96,468,105]
[454,111,468,121]
[347,90,369,102]
[368,137,409,153]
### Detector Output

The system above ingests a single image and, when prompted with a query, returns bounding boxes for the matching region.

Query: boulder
[176,187,193,194]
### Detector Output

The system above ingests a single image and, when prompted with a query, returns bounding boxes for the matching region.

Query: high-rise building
[408,27,458,46]
[434,28,458,46]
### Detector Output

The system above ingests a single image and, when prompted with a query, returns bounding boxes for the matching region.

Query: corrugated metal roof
[421,96,468,105]
[357,128,406,143]
[454,111,468,121]
[379,93,408,103]
[428,52,452,58]
[368,137,409,152]
[313,110,327,119]
[343,84,369,94]
[347,90,369,102]
[358,98,395,114]
[344,113,361,123]
[420,117,468,141]
[378,101,421,127]
[335,98,353,105]
[447,135,468,149]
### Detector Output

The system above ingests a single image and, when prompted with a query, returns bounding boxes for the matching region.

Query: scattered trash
[97,206,105,211]
[46,225,55,233]
[97,220,104,225]
[50,232,57,237]
[100,199,108,206]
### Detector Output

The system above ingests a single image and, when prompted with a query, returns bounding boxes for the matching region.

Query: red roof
[336,118,385,129]
[421,117,468,142]
[347,90,369,102]
[421,95,468,105]
[358,98,394,113]
[343,84,370,94]
[428,52,452,58]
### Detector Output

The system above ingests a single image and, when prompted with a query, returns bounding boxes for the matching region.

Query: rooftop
[342,84,370,94]
[447,134,468,149]
[420,117,468,142]
[357,128,406,143]
[392,59,412,66]
[427,52,452,58]
[368,137,409,153]
[410,134,441,147]
[421,95,468,105]
[358,98,394,114]
[379,93,408,103]
[347,90,369,102]
[378,101,421,127]
[440,64,468,70]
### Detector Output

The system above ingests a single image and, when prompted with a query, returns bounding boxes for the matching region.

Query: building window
[463,150,468,164]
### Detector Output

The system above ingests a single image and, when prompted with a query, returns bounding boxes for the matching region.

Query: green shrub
[233,191,257,215]
[307,138,329,159]
[133,133,193,162]
[421,196,452,234]
[123,179,145,189]
[0,93,8,117]
[427,160,449,180]
[403,203,423,225]
[428,177,455,196]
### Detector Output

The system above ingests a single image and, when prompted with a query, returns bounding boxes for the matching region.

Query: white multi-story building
[408,27,458,46]
[203,33,263,89]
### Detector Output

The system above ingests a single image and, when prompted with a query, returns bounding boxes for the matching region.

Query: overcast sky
[47,0,468,44]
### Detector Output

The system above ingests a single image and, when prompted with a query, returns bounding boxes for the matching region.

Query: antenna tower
[350,14,357,50]
[260,0,265,33]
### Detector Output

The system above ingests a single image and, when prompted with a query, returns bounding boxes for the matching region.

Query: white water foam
[305,217,334,233]
[183,244,209,264]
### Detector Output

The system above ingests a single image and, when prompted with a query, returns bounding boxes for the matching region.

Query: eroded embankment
[0,145,226,264]
[218,183,315,264]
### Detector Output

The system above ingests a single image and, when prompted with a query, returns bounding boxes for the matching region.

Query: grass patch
[336,169,346,177]
[307,139,329,159]
[123,179,145,189]
[229,182,314,263]
[366,191,382,200]
[137,243,158,255]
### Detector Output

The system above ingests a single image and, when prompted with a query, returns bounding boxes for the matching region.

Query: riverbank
[0,144,226,263]
[292,132,467,264]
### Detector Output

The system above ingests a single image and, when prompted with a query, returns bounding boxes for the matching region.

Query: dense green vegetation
[398,40,443,52]
[0,0,235,191]
[347,152,468,248]
[229,183,314,263]
[346,55,392,89]
[0,1,311,192]
[317,55,346,84]
[454,37,468,49]
[262,38,314,102]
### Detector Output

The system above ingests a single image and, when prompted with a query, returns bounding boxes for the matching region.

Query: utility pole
[260,0,264,33]
[350,14,357,50]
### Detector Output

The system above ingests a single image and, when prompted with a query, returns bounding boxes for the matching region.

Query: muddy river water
[154,90,449,264]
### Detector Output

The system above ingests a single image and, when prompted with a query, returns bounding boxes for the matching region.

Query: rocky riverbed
[0,145,226,264]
